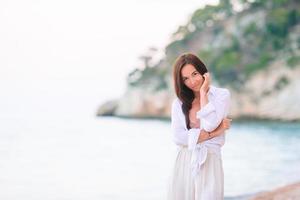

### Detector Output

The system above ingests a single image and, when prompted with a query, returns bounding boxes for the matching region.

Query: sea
[0,80,299,200]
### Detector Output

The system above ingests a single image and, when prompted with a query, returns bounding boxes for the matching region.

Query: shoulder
[210,85,231,99]
[171,98,183,112]
[172,97,182,108]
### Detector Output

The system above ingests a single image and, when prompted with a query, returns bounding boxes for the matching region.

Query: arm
[197,88,231,132]
[171,99,200,147]
[199,73,210,109]
[171,99,231,150]
[197,130,218,143]
[197,118,231,143]
[197,73,230,132]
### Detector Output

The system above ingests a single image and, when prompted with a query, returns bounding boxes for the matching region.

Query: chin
[193,86,200,91]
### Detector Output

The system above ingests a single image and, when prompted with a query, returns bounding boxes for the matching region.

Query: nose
[190,77,196,86]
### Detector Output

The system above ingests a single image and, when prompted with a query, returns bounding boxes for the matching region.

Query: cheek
[197,76,204,84]
[200,78,205,85]
[184,82,191,89]
[183,81,193,89]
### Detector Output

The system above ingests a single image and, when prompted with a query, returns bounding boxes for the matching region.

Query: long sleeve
[171,99,201,150]
[196,87,230,132]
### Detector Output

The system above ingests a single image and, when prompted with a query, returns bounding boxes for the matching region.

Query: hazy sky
[0,0,218,95]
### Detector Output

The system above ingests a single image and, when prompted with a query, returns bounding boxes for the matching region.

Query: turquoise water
[0,80,299,199]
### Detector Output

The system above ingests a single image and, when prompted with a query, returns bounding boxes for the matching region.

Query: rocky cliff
[97,0,300,121]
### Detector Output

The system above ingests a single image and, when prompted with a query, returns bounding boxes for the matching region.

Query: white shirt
[171,86,230,177]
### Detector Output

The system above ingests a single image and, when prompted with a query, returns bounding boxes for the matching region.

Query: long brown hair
[173,53,208,129]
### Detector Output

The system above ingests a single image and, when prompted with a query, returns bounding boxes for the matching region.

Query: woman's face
[181,64,204,92]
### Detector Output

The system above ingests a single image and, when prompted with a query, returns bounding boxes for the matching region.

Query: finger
[224,118,231,123]
[205,73,210,80]
[223,119,230,124]
[203,73,209,79]
[206,73,210,79]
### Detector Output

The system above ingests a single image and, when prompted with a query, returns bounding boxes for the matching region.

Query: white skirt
[167,146,224,200]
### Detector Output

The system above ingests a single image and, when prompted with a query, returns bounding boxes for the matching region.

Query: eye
[182,77,188,82]
[192,71,199,76]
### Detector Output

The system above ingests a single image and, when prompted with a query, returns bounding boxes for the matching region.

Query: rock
[96,2,300,121]
[97,61,300,121]
[114,87,173,118]
[96,99,118,116]
[230,60,300,121]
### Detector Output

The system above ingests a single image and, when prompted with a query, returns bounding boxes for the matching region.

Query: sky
[0,0,218,99]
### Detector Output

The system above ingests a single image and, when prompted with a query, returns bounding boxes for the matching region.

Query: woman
[167,53,231,200]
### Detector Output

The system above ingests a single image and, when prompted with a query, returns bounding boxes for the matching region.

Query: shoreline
[223,182,300,200]
[97,115,300,124]
[250,182,300,200]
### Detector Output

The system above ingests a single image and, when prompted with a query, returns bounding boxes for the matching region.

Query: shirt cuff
[196,102,215,119]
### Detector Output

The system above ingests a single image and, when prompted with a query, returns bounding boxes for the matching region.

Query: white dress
[167,86,230,200]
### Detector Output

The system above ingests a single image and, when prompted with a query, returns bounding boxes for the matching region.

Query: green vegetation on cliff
[127,0,300,91]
